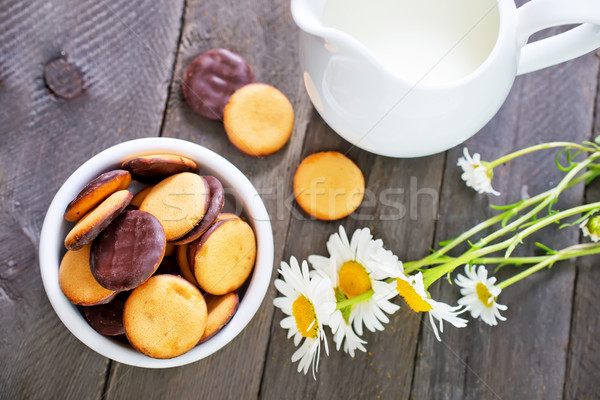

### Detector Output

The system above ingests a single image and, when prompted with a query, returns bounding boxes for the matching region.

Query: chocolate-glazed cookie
[64,169,131,222]
[121,154,199,182]
[82,292,128,336]
[170,176,224,245]
[182,48,255,120]
[91,210,166,291]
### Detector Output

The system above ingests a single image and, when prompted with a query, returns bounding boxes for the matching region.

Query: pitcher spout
[290,0,328,38]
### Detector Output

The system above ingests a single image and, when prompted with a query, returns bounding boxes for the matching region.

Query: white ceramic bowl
[39,137,274,368]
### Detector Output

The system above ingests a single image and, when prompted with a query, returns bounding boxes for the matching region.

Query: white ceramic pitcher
[291,0,600,158]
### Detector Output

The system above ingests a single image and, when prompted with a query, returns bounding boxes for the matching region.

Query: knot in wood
[43,58,83,99]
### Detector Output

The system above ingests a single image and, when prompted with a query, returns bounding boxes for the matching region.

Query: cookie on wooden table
[182,48,255,120]
[64,189,133,251]
[121,154,198,182]
[192,218,256,295]
[124,275,207,359]
[64,169,131,222]
[223,83,294,156]
[59,243,116,306]
[139,172,209,241]
[293,151,365,220]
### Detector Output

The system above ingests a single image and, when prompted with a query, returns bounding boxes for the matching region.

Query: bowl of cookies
[39,137,274,368]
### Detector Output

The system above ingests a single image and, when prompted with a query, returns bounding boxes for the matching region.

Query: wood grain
[259,111,446,398]
[564,59,600,400]
[102,0,314,398]
[410,44,599,400]
[0,0,184,397]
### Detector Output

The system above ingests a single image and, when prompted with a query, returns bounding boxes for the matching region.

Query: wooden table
[1,0,599,398]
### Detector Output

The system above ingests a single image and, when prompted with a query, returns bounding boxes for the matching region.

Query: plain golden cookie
[59,244,116,306]
[64,190,133,251]
[293,151,365,220]
[223,83,294,156]
[193,218,256,295]
[176,244,198,286]
[64,169,131,222]
[200,292,239,343]
[139,172,209,241]
[130,186,153,208]
[123,275,207,359]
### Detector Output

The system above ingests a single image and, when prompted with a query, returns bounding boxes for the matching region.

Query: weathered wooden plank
[259,108,446,397]
[564,53,600,400]
[0,0,184,398]
[410,46,599,400]
[102,0,315,398]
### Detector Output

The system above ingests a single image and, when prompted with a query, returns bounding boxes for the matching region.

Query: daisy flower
[308,226,402,351]
[581,215,600,242]
[455,265,507,326]
[396,272,467,341]
[457,148,500,196]
[273,257,336,378]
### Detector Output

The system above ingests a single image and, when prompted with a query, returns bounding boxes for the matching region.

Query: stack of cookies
[59,154,256,359]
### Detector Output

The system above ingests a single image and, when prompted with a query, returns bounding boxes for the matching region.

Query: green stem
[404,163,599,274]
[488,142,595,168]
[404,243,600,267]
[335,278,396,310]
[494,243,600,289]
[336,290,373,310]
[421,201,600,288]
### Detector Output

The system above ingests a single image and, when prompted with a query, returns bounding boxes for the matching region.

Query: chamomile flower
[273,257,336,378]
[581,215,600,242]
[308,226,402,347]
[455,265,507,326]
[457,148,500,196]
[396,272,467,341]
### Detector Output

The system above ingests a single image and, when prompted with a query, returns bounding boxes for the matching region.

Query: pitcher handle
[516,0,600,75]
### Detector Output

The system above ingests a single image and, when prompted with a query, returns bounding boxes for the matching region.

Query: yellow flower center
[292,295,318,339]
[396,278,432,312]
[476,282,493,307]
[338,261,372,299]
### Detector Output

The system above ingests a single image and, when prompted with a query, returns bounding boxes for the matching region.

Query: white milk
[323,0,500,85]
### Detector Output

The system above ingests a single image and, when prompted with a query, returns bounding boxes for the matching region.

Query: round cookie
[91,210,166,291]
[200,292,239,343]
[170,176,224,245]
[176,244,199,286]
[139,172,209,241]
[64,190,133,251]
[82,292,128,336]
[121,154,198,182]
[59,244,116,306]
[130,186,153,208]
[123,274,208,359]
[223,83,294,156]
[192,218,256,295]
[293,151,365,220]
[182,48,255,120]
[64,169,131,222]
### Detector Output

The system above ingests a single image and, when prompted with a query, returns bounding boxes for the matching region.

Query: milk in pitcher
[323,0,500,85]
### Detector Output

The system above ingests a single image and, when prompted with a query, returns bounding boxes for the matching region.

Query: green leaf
[490,201,523,211]
[438,238,455,246]
[594,136,600,145]
[534,242,556,255]
[555,148,577,172]
[335,288,352,323]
